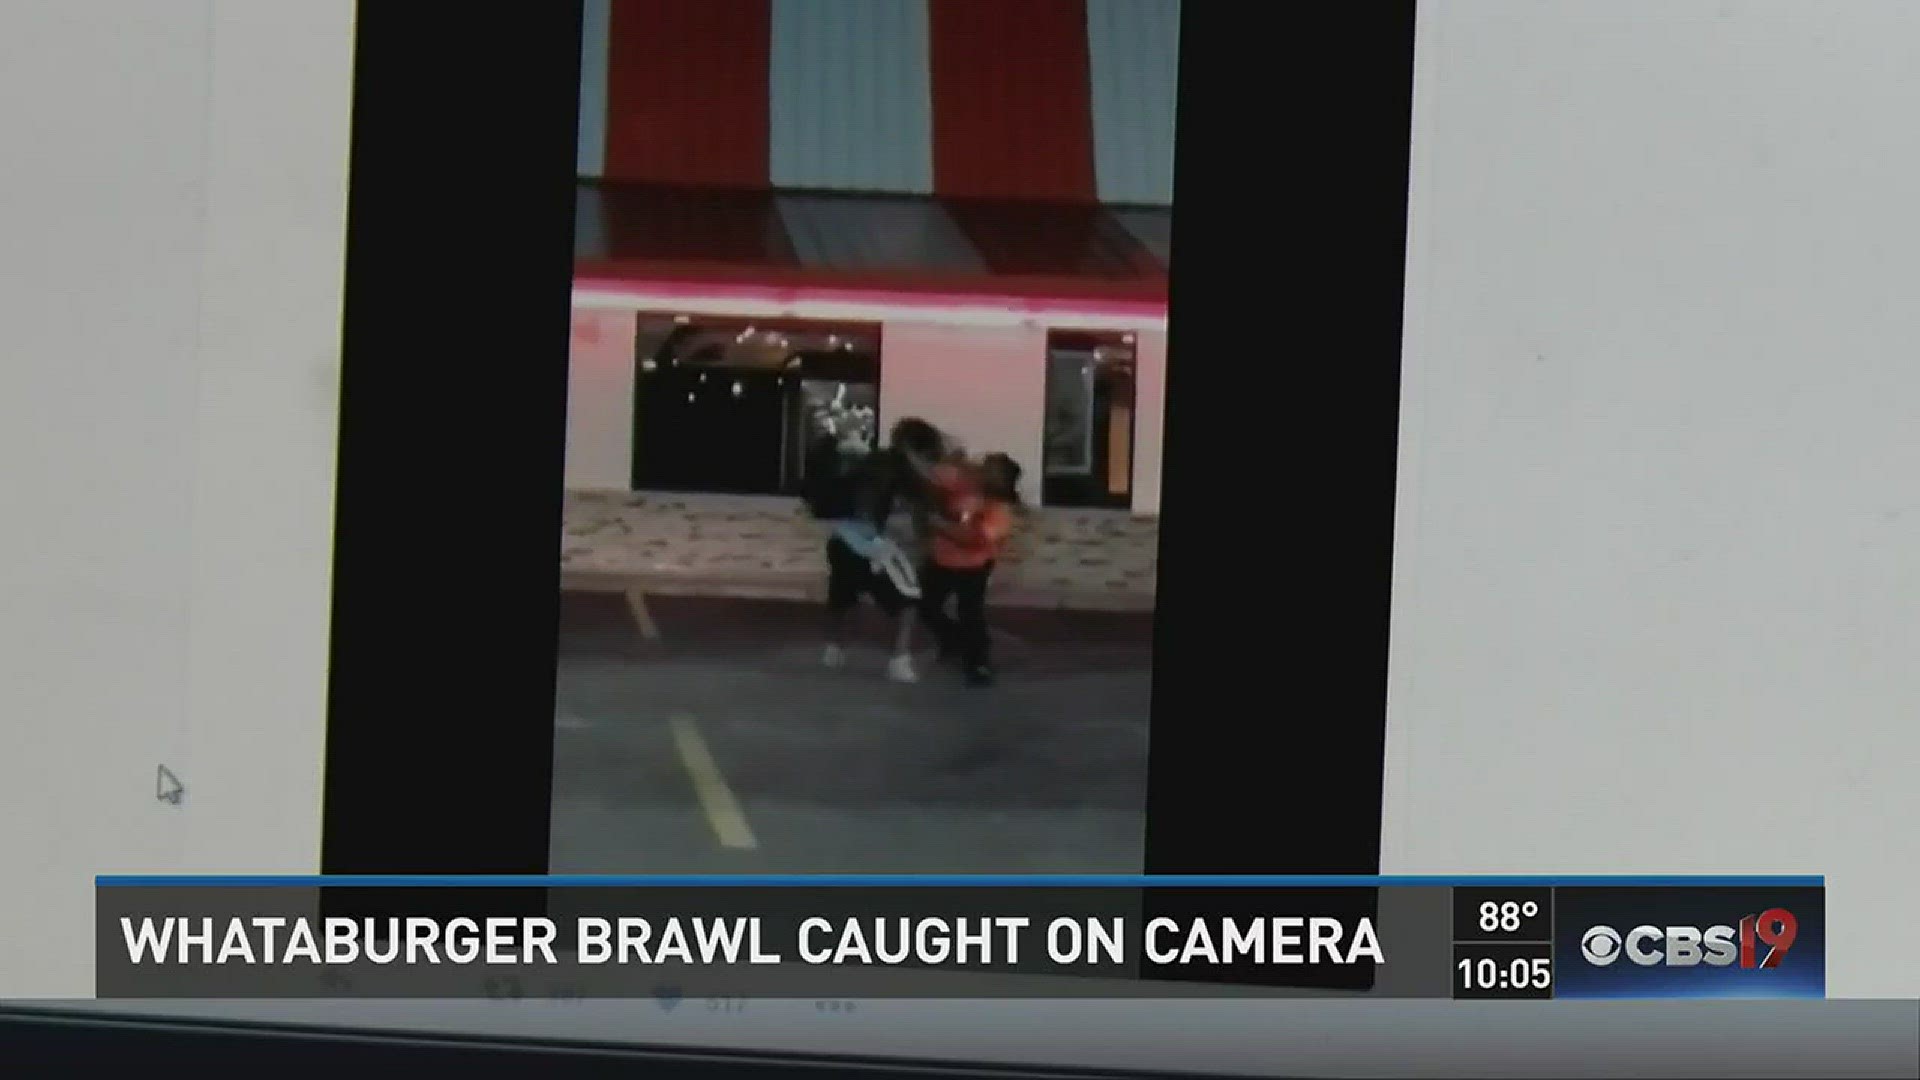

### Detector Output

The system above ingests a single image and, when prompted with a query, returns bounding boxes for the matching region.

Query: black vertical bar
[322,4,584,918]
[1140,1,1418,988]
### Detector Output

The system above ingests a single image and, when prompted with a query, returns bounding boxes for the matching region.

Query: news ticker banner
[94,875,1824,1001]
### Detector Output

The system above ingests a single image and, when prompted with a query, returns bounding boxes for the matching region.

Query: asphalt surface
[550,593,1153,874]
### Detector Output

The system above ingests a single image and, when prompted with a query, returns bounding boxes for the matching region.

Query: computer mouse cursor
[156,765,184,807]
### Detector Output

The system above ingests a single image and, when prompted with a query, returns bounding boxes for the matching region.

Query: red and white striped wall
[576,0,1178,205]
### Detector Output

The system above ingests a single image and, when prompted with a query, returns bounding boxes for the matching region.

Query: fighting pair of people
[803,418,1022,688]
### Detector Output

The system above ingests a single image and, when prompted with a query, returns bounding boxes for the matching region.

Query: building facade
[564,1,1176,606]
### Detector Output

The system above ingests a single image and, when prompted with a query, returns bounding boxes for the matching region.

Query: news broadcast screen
[9,0,1920,1075]
[95,874,1822,1002]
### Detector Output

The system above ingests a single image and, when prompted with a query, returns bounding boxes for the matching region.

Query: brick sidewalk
[562,490,1158,613]
[565,568,1153,613]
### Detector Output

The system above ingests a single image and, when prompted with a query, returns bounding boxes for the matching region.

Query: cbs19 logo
[1579,909,1798,969]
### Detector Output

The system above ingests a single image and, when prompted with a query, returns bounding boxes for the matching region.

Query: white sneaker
[822,643,846,668]
[886,653,918,683]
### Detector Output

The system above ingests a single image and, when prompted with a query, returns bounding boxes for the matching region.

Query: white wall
[877,322,1049,503]
[565,306,638,492]
[1385,0,1920,997]
[0,0,353,995]
[1130,329,1168,515]
[565,293,1171,514]
[878,321,1168,514]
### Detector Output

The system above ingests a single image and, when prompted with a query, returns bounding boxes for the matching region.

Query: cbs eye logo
[1580,909,1797,969]
[1580,925,1626,964]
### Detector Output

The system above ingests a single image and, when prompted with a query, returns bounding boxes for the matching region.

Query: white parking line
[668,713,756,850]
[625,585,661,640]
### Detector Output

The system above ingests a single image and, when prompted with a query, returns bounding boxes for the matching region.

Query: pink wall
[566,306,638,491]
[877,322,1050,505]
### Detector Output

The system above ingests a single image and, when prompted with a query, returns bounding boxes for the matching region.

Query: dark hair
[980,452,1023,503]
[889,417,943,458]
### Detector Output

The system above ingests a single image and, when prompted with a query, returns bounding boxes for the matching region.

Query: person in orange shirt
[919,452,1021,687]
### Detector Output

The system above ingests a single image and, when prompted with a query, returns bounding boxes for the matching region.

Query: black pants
[826,536,908,618]
[920,562,992,670]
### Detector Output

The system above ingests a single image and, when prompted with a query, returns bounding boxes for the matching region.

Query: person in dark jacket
[806,420,946,682]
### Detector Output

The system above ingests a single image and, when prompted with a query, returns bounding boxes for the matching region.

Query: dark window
[1041,329,1137,510]
[629,315,880,496]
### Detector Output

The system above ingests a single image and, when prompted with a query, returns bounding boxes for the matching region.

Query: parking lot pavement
[550,593,1153,874]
